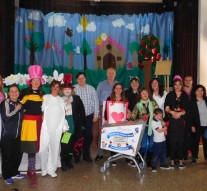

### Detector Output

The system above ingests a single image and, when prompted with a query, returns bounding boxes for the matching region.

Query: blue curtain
[14,8,173,87]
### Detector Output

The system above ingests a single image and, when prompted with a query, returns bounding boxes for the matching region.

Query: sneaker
[179,164,186,170]
[170,163,175,169]
[111,161,117,167]
[12,173,25,179]
[95,155,103,161]
[5,178,14,185]
[160,164,170,170]
[192,158,197,164]
[128,161,136,168]
[41,171,47,177]
[152,166,157,173]
[49,173,57,178]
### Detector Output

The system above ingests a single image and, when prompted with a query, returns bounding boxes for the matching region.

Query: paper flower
[4,74,19,86]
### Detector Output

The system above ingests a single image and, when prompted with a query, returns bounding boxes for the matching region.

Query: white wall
[198,0,207,88]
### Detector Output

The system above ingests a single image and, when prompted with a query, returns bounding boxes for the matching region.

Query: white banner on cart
[101,123,143,157]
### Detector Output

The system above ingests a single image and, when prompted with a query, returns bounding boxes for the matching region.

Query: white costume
[39,94,69,176]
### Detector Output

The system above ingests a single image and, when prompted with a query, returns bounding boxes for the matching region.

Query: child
[130,87,159,167]
[168,101,186,169]
[1,84,24,184]
[151,108,170,172]
[20,65,45,187]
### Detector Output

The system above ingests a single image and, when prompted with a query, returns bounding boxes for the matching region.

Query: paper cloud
[16,16,23,23]
[76,22,96,33]
[48,14,66,27]
[76,24,83,33]
[126,23,135,31]
[74,46,80,54]
[112,18,125,27]
[28,11,42,21]
[141,24,150,34]
[86,22,96,32]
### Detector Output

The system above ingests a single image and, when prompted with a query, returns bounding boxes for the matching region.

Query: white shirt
[153,91,168,114]
[152,119,166,143]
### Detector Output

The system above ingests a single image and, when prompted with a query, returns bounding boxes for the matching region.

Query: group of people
[94,68,207,173]
[0,65,207,186]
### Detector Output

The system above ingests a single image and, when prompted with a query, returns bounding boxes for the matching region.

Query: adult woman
[61,74,86,170]
[124,76,141,112]
[104,83,130,166]
[20,65,45,187]
[39,80,68,177]
[1,84,24,184]
[190,85,207,164]
[149,78,168,113]
[164,75,189,169]
[130,87,159,167]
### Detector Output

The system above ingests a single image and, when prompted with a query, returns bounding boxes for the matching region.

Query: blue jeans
[140,125,154,154]
[151,141,166,167]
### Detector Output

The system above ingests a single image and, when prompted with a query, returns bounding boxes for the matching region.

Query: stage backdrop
[14,8,173,88]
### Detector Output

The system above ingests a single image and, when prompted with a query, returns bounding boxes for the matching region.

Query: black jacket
[71,95,86,139]
[190,98,207,130]
[1,98,24,139]
[124,88,139,112]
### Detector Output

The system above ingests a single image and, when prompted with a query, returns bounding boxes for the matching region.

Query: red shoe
[30,172,38,187]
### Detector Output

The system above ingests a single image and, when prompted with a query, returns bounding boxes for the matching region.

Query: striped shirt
[74,84,99,117]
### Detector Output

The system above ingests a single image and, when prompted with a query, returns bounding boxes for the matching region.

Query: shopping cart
[99,120,145,174]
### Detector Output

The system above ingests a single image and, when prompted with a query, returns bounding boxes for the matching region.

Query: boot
[146,152,153,167]
[61,159,68,171]
[67,155,74,169]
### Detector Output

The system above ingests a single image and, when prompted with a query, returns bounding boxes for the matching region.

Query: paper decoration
[101,123,143,156]
[61,132,72,144]
[106,101,128,124]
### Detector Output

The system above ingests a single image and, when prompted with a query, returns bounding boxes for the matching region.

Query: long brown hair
[110,83,127,103]
[0,75,6,99]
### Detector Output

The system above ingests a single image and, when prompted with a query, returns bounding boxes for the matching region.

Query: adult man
[183,75,194,160]
[95,67,117,161]
[74,72,99,162]
[183,76,193,100]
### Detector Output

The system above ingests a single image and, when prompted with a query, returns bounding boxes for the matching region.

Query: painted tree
[80,38,92,70]
[63,42,74,68]
[64,28,74,68]
[25,32,44,65]
[129,42,139,67]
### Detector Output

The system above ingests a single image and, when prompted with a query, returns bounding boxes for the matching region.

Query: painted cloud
[16,16,23,23]
[126,23,135,31]
[76,22,96,33]
[48,14,66,27]
[86,22,96,32]
[141,24,150,34]
[112,18,125,27]
[28,11,42,21]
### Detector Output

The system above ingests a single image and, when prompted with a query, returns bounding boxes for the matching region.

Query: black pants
[60,134,75,161]
[1,136,23,180]
[82,114,93,160]
[192,126,207,160]
[169,138,184,161]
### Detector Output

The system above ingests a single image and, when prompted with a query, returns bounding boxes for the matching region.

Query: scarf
[137,99,154,136]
